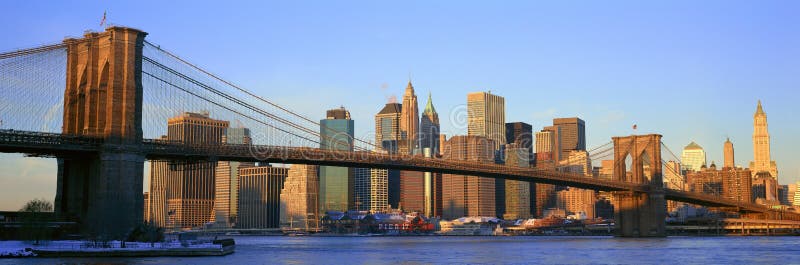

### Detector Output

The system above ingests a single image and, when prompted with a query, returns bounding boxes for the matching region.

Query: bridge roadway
[1,129,797,219]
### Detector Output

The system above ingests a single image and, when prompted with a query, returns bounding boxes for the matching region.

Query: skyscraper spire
[755,100,765,116]
[423,91,437,115]
[400,79,419,154]
[750,100,778,180]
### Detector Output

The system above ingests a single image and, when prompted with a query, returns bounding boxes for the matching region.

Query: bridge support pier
[613,190,666,237]
[56,152,145,238]
[54,27,148,238]
[611,134,666,237]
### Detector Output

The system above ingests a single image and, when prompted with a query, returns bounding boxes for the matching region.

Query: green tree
[19,198,53,245]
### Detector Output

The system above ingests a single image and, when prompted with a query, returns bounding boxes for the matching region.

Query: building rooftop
[378,103,402,115]
[422,92,437,115]
[684,141,703,150]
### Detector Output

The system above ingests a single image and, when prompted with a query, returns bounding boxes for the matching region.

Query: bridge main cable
[143,41,378,150]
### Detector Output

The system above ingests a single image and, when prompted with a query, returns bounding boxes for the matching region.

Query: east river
[2,236,799,265]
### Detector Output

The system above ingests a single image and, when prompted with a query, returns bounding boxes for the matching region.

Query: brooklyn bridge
[0,27,797,238]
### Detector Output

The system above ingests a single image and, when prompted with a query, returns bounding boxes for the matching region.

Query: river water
[2,236,799,264]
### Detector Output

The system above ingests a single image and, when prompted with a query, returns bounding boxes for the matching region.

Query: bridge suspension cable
[143,41,379,151]
[142,56,375,151]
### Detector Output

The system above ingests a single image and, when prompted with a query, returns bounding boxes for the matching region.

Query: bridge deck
[1,129,797,220]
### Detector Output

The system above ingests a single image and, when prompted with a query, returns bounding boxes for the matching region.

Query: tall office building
[419,92,441,155]
[556,188,596,219]
[467,92,506,150]
[279,164,319,231]
[681,142,707,172]
[400,81,419,154]
[686,164,752,203]
[143,192,150,224]
[213,127,253,228]
[749,101,778,180]
[663,160,684,190]
[503,143,531,220]
[374,103,403,209]
[792,182,800,206]
[442,135,496,219]
[439,134,447,157]
[237,165,287,229]
[400,170,425,213]
[375,103,403,153]
[789,183,799,206]
[506,122,534,163]
[723,138,735,169]
[506,122,534,216]
[319,107,355,213]
[353,167,371,211]
[540,126,562,162]
[354,168,390,212]
[556,151,595,219]
[722,168,753,204]
[149,112,228,229]
[553,118,586,159]
[534,127,560,218]
[558,150,592,177]
[418,94,442,217]
[752,171,778,204]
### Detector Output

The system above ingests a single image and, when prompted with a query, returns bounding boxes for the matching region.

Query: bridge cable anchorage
[142,57,370,151]
[142,41,378,150]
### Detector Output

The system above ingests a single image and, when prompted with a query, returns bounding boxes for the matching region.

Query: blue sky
[1,1,799,210]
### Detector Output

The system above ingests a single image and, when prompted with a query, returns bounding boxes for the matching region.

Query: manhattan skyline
[1,1,799,211]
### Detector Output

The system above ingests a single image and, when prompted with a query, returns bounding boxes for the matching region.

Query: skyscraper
[686,163,752,203]
[237,165,287,229]
[213,127,253,228]
[375,103,403,153]
[505,123,534,218]
[556,188,596,219]
[723,138,735,169]
[419,92,440,155]
[354,167,390,212]
[319,107,355,213]
[400,81,419,154]
[553,117,586,159]
[418,94,442,217]
[442,135,496,219]
[467,92,506,150]
[752,171,778,204]
[681,141,706,172]
[400,170,425,213]
[749,100,778,180]
[279,164,319,231]
[541,126,562,162]
[506,122,533,163]
[534,127,560,217]
[503,143,531,220]
[148,112,228,229]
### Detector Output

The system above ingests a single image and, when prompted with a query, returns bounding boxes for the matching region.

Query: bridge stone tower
[55,27,147,238]
[612,134,666,237]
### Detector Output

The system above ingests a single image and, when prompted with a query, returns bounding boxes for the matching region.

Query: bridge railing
[0,129,103,147]
[140,140,642,191]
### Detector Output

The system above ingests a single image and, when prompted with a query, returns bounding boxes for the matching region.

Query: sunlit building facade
[319,107,355,213]
[681,141,706,172]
